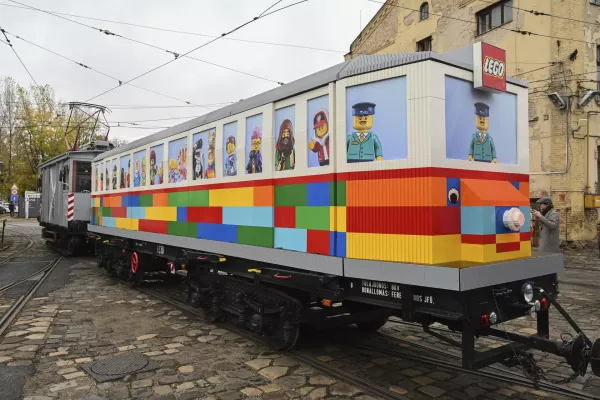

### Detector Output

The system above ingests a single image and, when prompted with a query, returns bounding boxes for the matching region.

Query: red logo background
[481,43,506,92]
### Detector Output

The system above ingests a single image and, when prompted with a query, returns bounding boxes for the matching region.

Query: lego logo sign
[473,42,506,92]
[483,57,505,79]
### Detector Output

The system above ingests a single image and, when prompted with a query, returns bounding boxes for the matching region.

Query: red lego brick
[274,206,296,228]
[111,207,127,218]
[346,206,461,235]
[461,234,496,244]
[520,231,531,241]
[138,220,168,235]
[496,242,520,253]
[307,230,330,256]
[187,207,223,224]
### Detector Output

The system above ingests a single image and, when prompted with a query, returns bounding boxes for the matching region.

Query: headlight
[522,283,534,303]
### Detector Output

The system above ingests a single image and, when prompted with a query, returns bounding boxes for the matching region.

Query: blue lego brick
[460,206,496,235]
[177,207,188,222]
[496,206,525,234]
[307,182,331,206]
[99,197,104,207]
[102,217,116,228]
[329,231,336,256]
[519,206,531,231]
[129,207,146,220]
[510,181,520,190]
[197,223,237,243]
[274,228,307,252]
[121,196,130,207]
[222,207,273,227]
[334,231,346,257]
[128,195,140,207]
[447,178,461,206]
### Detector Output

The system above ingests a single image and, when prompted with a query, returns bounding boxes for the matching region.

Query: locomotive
[38,42,600,378]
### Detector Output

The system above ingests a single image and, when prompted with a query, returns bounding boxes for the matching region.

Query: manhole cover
[81,352,158,382]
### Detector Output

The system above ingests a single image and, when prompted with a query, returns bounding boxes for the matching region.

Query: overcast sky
[1,0,380,141]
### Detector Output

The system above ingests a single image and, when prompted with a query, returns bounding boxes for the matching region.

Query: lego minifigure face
[280,129,291,145]
[315,122,328,138]
[476,115,489,132]
[251,138,261,151]
[208,150,214,164]
[353,115,373,131]
[226,141,236,155]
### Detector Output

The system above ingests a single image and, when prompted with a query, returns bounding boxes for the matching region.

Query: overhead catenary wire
[0,27,38,86]
[0,2,344,54]
[0,28,206,108]
[82,0,310,103]
[7,0,285,86]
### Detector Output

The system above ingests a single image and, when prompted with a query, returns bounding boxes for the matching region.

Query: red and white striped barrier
[67,193,74,222]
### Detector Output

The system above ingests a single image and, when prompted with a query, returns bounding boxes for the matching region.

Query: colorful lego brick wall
[91,168,532,266]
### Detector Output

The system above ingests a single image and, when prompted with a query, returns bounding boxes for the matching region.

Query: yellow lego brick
[93,198,100,207]
[116,218,130,230]
[347,233,435,264]
[329,206,346,232]
[461,244,485,263]
[145,207,177,221]
[209,187,254,207]
[431,235,462,264]
[130,218,139,231]
[496,233,520,244]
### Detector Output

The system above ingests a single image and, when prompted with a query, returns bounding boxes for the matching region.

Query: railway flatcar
[38,140,113,255]
[87,43,600,378]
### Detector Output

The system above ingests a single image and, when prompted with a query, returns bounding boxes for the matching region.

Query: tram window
[74,161,92,192]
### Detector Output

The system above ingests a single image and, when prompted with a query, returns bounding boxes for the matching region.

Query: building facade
[346,0,600,241]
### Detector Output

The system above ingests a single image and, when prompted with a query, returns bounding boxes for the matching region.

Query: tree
[0,76,105,197]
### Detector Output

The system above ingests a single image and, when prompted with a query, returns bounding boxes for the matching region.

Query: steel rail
[0,256,62,336]
[351,333,599,400]
[106,275,407,400]
[0,226,35,267]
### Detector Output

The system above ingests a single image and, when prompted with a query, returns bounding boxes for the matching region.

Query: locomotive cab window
[73,161,92,193]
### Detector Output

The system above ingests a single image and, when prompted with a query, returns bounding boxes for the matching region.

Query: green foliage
[0,76,104,199]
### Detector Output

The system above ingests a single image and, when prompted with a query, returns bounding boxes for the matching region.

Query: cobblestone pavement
[1,223,599,400]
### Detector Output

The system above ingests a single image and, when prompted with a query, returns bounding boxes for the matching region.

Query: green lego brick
[275,184,307,207]
[295,206,330,230]
[99,207,111,217]
[139,194,153,207]
[335,180,346,206]
[237,226,274,247]
[167,222,197,238]
[168,191,189,207]
[188,190,210,206]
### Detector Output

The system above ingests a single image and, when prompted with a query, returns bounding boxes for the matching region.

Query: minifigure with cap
[532,196,560,253]
[346,102,383,162]
[468,102,497,163]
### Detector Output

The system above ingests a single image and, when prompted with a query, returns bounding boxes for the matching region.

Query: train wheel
[128,252,143,287]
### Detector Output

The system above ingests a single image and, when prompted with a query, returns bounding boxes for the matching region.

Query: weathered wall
[347,0,600,241]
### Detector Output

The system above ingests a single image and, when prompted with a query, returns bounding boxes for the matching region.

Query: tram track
[76,257,599,399]
[0,226,35,268]
[0,256,62,336]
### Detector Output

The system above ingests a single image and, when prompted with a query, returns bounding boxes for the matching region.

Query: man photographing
[532,197,560,253]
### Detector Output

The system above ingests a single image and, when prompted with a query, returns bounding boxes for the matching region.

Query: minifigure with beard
[275,119,295,171]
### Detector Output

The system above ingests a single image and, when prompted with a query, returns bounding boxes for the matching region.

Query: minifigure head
[150,150,156,167]
[313,110,329,138]
[208,149,214,165]
[135,159,139,173]
[474,102,490,132]
[169,159,178,171]
[226,136,236,156]
[352,102,375,132]
[277,119,294,154]
[251,127,262,151]
[194,138,203,160]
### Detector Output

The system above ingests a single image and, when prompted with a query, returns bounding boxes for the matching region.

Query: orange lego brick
[461,179,529,206]
[153,192,169,207]
[253,185,274,206]
[346,177,447,207]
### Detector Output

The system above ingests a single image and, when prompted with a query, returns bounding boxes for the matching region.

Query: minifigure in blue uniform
[468,102,497,163]
[346,102,383,162]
